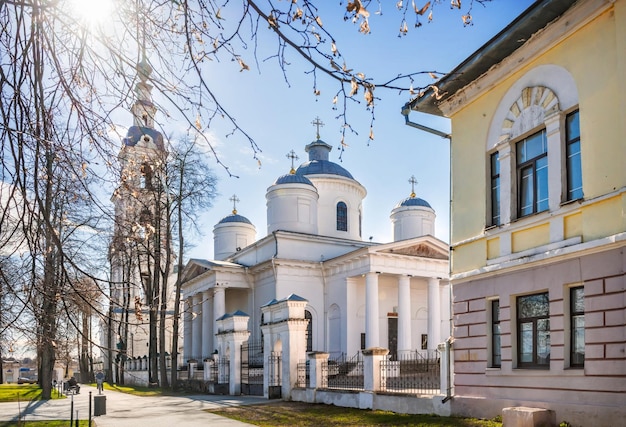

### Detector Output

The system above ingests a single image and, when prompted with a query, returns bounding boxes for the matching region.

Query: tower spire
[131,6,156,129]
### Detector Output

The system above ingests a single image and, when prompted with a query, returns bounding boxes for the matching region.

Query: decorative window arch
[336,201,347,231]
[486,65,582,226]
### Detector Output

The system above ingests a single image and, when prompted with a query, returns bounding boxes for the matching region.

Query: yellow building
[406,0,625,425]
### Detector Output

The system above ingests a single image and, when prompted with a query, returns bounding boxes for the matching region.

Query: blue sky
[152,1,536,260]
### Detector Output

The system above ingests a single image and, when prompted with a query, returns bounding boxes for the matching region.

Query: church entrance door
[388,316,398,360]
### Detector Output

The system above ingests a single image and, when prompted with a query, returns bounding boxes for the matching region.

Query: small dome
[273,174,314,186]
[217,213,252,225]
[395,196,432,209]
[123,126,164,151]
[295,139,355,179]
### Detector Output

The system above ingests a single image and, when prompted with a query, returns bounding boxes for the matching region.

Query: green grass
[209,401,503,427]
[0,421,89,426]
[0,385,65,403]
[91,382,180,397]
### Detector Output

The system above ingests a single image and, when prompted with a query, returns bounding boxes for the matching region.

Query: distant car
[17,377,37,384]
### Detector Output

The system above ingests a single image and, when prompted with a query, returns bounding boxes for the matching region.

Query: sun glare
[68,0,114,27]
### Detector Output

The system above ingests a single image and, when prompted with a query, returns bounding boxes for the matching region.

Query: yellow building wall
[486,237,499,260]
[564,212,582,240]
[450,4,626,275]
[511,224,550,254]
[582,196,624,242]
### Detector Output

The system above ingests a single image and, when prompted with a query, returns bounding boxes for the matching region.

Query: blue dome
[296,161,354,179]
[123,126,164,150]
[217,213,252,225]
[273,174,314,186]
[292,139,355,179]
[395,196,432,209]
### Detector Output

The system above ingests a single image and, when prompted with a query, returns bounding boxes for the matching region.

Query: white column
[191,293,203,359]
[365,272,380,348]
[183,296,193,361]
[202,290,212,357]
[545,111,563,213]
[397,275,412,355]
[213,287,226,351]
[427,278,441,350]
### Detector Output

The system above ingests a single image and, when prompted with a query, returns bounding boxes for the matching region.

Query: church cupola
[291,117,366,240]
[213,195,256,260]
[390,175,436,241]
[266,150,319,235]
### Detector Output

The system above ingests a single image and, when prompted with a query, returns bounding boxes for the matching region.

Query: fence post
[307,352,329,389]
[216,310,250,396]
[362,347,389,392]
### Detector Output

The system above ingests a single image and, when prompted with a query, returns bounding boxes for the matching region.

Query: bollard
[89,391,92,427]
[70,393,74,426]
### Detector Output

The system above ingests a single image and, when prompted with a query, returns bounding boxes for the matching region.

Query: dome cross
[408,175,418,198]
[229,194,240,214]
[311,116,324,139]
[286,149,299,174]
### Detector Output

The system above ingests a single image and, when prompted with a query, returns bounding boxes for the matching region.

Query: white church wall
[309,178,366,241]
[225,288,249,315]
[275,236,367,263]
[266,184,318,235]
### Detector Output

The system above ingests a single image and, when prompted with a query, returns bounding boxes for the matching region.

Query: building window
[421,334,428,350]
[517,130,548,217]
[517,292,550,368]
[566,110,582,201]
[140,162,153,189]
[490,152,500,226]
[336,201,347,231]
[491,299,501,368]
[570,286,585,368]
[305,310,313,352]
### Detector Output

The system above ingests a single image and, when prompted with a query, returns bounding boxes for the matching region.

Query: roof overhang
[405,0,578,117]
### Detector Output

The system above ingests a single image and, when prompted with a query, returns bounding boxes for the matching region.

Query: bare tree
[1,0,487,395]
[166,135,218,389]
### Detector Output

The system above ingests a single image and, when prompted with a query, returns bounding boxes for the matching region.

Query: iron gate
[241,341,264,395]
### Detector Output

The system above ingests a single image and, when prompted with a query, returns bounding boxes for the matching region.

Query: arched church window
[140,162,153,190]
[305,310,313,352]
[336,202,347,231]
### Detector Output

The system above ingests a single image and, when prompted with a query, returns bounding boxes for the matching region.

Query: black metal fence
[379,350,440,395]
[324,352,364,391]
[207,358,230,384]
[241,341,264,395]
[296,361,309,388]
[267,351,282,399]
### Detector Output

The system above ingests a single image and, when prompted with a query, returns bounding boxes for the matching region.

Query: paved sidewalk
[0,384,267,426]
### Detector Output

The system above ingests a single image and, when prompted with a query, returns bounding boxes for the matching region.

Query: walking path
[0,384,267,426]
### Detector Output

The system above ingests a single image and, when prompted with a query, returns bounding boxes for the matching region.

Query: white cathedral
[180,129,451,362]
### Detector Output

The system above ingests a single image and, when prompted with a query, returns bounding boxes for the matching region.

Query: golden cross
[311,116,324,139]
[229,194,240,214]
[408,175,418,198]
[286,150,299,174]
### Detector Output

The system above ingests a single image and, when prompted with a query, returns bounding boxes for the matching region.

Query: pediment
[377,238,449,260]
[181,258,241,282]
